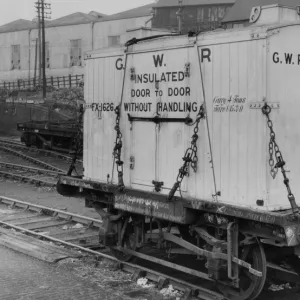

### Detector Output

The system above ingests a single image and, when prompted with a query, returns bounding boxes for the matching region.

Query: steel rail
[0,162,64,175]
[0,145,64,172]
[0,139,83,164]
[0,196,225,300]
[0,170,56,187]
[0,196,103,227]
[0,162,62,187]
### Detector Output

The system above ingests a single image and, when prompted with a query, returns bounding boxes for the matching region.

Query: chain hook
[261,102,299,215]
[113,104,125,191]
[168,104,205,201]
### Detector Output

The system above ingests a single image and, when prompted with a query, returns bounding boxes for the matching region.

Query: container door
[155,47,195,192]
[125,47,200,194]
[125,52,158,190]
[130,122,156,188]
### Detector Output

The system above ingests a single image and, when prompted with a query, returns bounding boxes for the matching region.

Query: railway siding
[0,196,225,300]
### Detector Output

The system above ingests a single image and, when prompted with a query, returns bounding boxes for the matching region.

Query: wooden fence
[0,74,84,91]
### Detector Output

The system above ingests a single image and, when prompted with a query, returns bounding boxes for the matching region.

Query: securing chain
[113,105,125,191]
[168,104,205,201]
[67,104,84,176]
[262,103,299,215]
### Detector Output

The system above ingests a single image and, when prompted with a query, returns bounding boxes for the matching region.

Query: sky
[1,0,155,26]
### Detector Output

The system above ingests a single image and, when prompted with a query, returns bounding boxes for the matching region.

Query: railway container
[57,4,300,299]
[81,4,300,211]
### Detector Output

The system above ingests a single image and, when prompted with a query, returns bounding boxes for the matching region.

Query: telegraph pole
[35,0,51,98]
[176,0,183,34]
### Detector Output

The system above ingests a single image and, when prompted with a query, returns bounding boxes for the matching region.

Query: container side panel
[267,25,300,210]
[205,39,267,208]
[84,54,123,183]
[192,45,216,201]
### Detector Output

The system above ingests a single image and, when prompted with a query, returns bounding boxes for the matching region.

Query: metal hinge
[249,102,280,109]
[130,156,135,170]
[184,63,190,77]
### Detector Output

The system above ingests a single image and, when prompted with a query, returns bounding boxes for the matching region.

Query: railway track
[0,138,83,164]
[0,137,82,186]
[0,137,83,180]
[0,162,61,187]
[0,145,65,172]
[0,196,225,300]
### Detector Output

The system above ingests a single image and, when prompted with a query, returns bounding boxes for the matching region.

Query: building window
[11,45,21,70]
[70,39,82,67]
[45,42,50,68]
[108,36,120,47]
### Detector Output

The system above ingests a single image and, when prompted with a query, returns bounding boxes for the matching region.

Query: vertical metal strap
[195,43,219,201]
[227,222,239,286]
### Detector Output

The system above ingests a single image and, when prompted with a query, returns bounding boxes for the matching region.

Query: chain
[262,103,298,215]
[67,104,84,176]
[168,104,205,201]
[113,105,125,191]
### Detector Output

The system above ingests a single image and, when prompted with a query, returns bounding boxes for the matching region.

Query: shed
[152,0,235,33]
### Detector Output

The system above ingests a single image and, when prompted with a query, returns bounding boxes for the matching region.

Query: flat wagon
[18,119,80,152]
[57,4,300,299]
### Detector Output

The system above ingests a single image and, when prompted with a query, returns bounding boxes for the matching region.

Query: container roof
[153,0,235,7]
[98,3,153,22]
[223,0,300,23]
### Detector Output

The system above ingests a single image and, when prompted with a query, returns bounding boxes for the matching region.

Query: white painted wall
[0,16,151,82]
[93,16,150,49]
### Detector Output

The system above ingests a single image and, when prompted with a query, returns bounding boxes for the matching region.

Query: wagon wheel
[219,242,267,300]
[110,216,143,262]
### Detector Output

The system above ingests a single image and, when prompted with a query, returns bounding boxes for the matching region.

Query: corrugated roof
[223,0,300,23]
[49,12,100,27]
[0,5,152,33]
[98,3,153,22]
[153,0,235,7]
[0,19,35,33]
[88,11,107,18]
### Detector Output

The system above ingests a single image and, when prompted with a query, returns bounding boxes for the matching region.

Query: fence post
[76,74,78,86]
[58,77,60,88]
[69,74,72,87]
[51,76,53,86]
[3,82,5,90]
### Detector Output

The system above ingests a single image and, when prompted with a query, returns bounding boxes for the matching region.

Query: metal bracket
[152,180,164,192]
[192,227,227,250]
[249,6,261,23]
[127,114,193,125]
[249,102,280,109]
